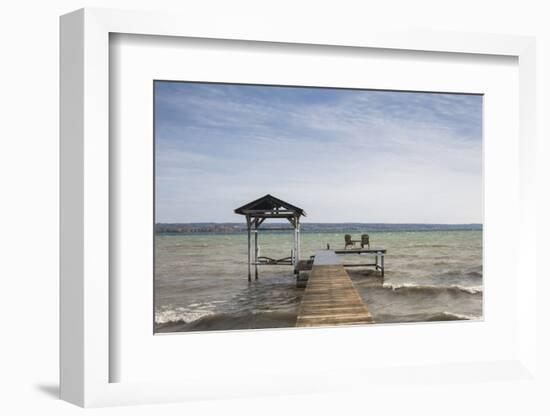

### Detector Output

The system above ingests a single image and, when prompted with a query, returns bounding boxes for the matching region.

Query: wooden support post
[381,254,385,277]
[254,221,258,280]
[292,216,298,266]
[296,216,301,265]
[247,216,251,282]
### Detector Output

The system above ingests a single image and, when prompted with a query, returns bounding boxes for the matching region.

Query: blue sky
[155,82,482,223]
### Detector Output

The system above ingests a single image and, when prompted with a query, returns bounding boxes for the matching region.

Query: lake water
[155,227,482,332]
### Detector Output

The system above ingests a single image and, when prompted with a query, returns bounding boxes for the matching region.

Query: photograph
[154,81,483,333]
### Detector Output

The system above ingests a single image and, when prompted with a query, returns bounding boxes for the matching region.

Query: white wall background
[0,1,549,415]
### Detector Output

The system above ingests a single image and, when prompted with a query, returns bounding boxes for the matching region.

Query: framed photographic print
[60,7,538,408]
[153,81,483,334]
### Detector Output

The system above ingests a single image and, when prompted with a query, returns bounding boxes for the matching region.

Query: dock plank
[296,250,374,327]
[333,248,386,254]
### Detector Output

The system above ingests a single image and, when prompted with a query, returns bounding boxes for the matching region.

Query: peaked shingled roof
[234,194,306,217]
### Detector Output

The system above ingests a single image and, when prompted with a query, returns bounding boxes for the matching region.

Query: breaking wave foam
[439,311,481,320]
[155,307,214,324]
[382,282,483,295]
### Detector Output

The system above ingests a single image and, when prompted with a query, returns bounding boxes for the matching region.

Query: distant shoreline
[155,222,482,234]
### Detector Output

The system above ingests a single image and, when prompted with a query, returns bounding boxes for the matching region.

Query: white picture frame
[60,7,537,408]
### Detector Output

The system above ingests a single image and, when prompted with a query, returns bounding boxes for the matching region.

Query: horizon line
[156,221,483,225]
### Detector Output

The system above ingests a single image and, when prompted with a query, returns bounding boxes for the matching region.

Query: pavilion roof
[234,194,306,218]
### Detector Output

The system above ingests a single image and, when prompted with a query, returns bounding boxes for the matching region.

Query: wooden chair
[361,234,370,249]
[344,234,360,249]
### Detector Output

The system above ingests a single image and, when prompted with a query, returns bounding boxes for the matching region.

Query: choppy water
[155,228,482,332]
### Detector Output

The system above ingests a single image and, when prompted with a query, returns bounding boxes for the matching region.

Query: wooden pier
[296,250,374,327]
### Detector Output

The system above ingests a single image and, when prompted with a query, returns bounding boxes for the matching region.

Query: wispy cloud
[155,82,482,223]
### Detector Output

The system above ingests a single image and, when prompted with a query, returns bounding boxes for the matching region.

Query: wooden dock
[296,250,374,327]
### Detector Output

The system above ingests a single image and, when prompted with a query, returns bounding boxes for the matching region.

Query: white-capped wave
[382,282,418,290]
[155,306,214,324]
[451,285,483,294]
[382,282,483,294]
[441,311,482,320]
